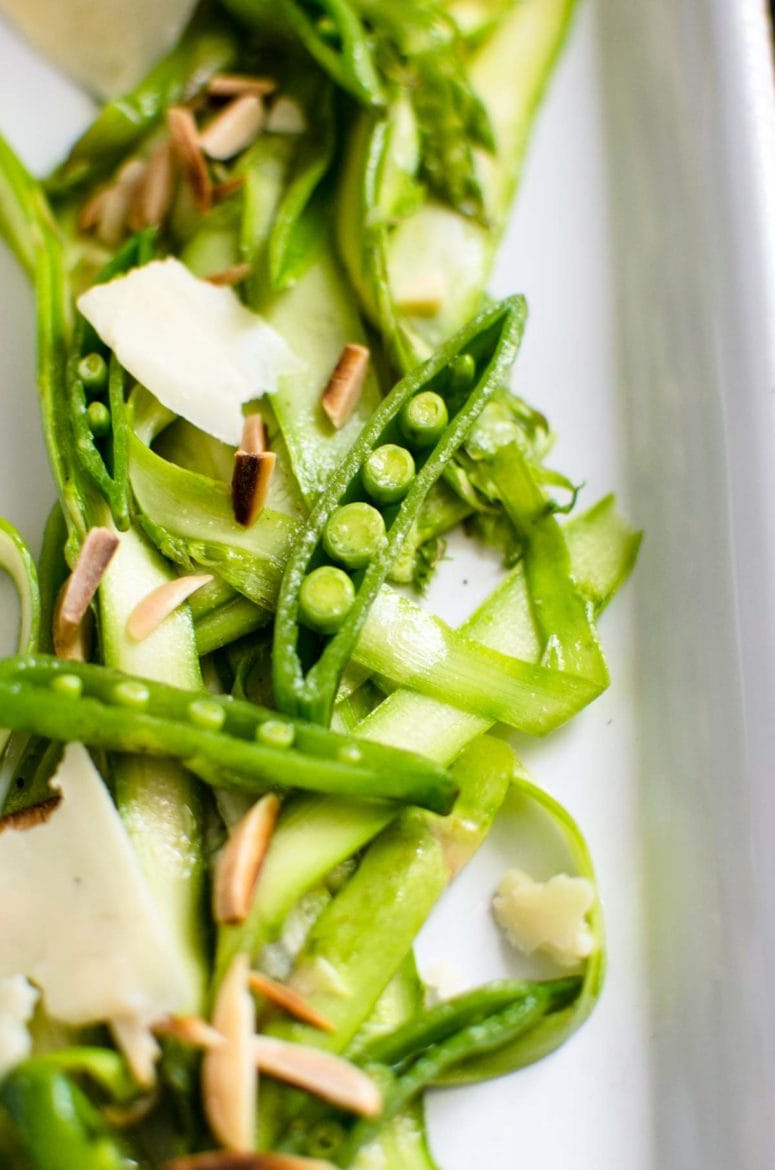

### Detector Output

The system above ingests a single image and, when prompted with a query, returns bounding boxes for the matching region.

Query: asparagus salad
[0,2,640,1166]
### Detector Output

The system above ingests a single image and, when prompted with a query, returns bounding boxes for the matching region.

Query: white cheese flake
[77,258,303,445]
[0,976,38,1079]
[493,868,597,968]
[0,743,190,1066]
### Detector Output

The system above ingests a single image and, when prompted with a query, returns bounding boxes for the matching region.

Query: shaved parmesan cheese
[77,258,303,445]
[0,0,198,98]
[0,976,38,1078]
[493,868,597,968]
[0,743,189,1052]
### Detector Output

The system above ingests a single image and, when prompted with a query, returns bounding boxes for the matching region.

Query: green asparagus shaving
[0,654,457,813]
[254,735,514,1149]
[0,517,40,658]
[46,12,239,195]
[273,296,526,725]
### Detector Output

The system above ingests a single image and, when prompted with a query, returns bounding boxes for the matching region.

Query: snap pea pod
[0,1060,133,1170]
[0,517,41,799]
[337,982,578,1165]
[0,654,456,813]
[273,295,526,725]
[46,12,239,195]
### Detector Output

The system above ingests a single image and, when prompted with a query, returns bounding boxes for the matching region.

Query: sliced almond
[97,158,147,246]
[200,95,265,161]
[202,954,257,1151]
[111,1017,161,1089]
[239,413,266,456]
[130,139,176,231]
[213,793,280,925]
[248,971,334,1033]
[253,1036,382,1118]
[208,74,278,99]
[0,796,62,834]
[78,188,107,234]
[152,1014,226,1051]
[205,262,253,287]
[231,450,276,527]
[167,106,212,213]
[53,527,119,654]
[125,573,214,642]
[161,1153,336,1170]
[266,97,306,135]
[212,175,246,202]
[321,343,370,429]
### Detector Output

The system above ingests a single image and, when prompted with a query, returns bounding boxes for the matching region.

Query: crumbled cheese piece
[78,258,303,445]
[0,976,38,1078]
[422,960,465,1004]
[0,743,190,1056]
[493,868,597,968]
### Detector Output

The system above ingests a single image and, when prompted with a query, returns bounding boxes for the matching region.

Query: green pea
[86,401,111,437]
[362,444,416,505]
[399,391,449,449]
[51,674,83,699]
[449,352,476,395]
[257,719,296,749]
[299,566,356,635]
[188,699,225,731]
[77,353,108,396]
[322,503,386,570]
[113,680,150,709]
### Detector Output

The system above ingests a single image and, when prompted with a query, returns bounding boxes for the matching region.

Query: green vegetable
[299,565,357,633]
[399,390,450,449]
[0,654,457,813]
[322,503,387,571]
[273,296,526,725]
[362,444,416,505]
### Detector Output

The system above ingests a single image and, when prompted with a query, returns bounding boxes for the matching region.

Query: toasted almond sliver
[202,954,256,1151]
[248,971,334,1033]
[167,106,212,212]
[161,1152,337,1170]
[200,94,265,161]
[78,188,107,233]
[152,1015,226,1051]
[54,527,119,653]
[126,573,214,642]
[97,158,147,245]
[321,343,370,429]
[239,414,266,456]
[253,1036,382,1118]
[208,73,278,99]
[214,793,280,926]
[0,796,62,834]
[131,139,176,230]
[266,96,306,135]
[212,175,246,202]
[231,450,276,528]
[111,1017,160,1089]
[205,262,253,287]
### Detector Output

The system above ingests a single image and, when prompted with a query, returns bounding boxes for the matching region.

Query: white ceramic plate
[1,3,774,1167]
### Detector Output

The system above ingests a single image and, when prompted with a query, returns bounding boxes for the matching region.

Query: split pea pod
[0,655,456,813]
[273,295,526,725]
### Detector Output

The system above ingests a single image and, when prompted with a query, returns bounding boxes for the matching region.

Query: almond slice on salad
[247,971,335,1033]
[53,527,119,655]
[131,139,176,230]
[111,1016,161,1088]
[161,1152,337,1170]
[167,106,212,212]
[205,262,253,287]
[252,1036,382,1117]
[152,1014,226,1051]
[321,343,370,429]
[208,74,278,98]
[125,573,214,642]
[231,416,275,526]
[214,793,280,925]
[199,94,265,161]
[202,954,257,1151]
